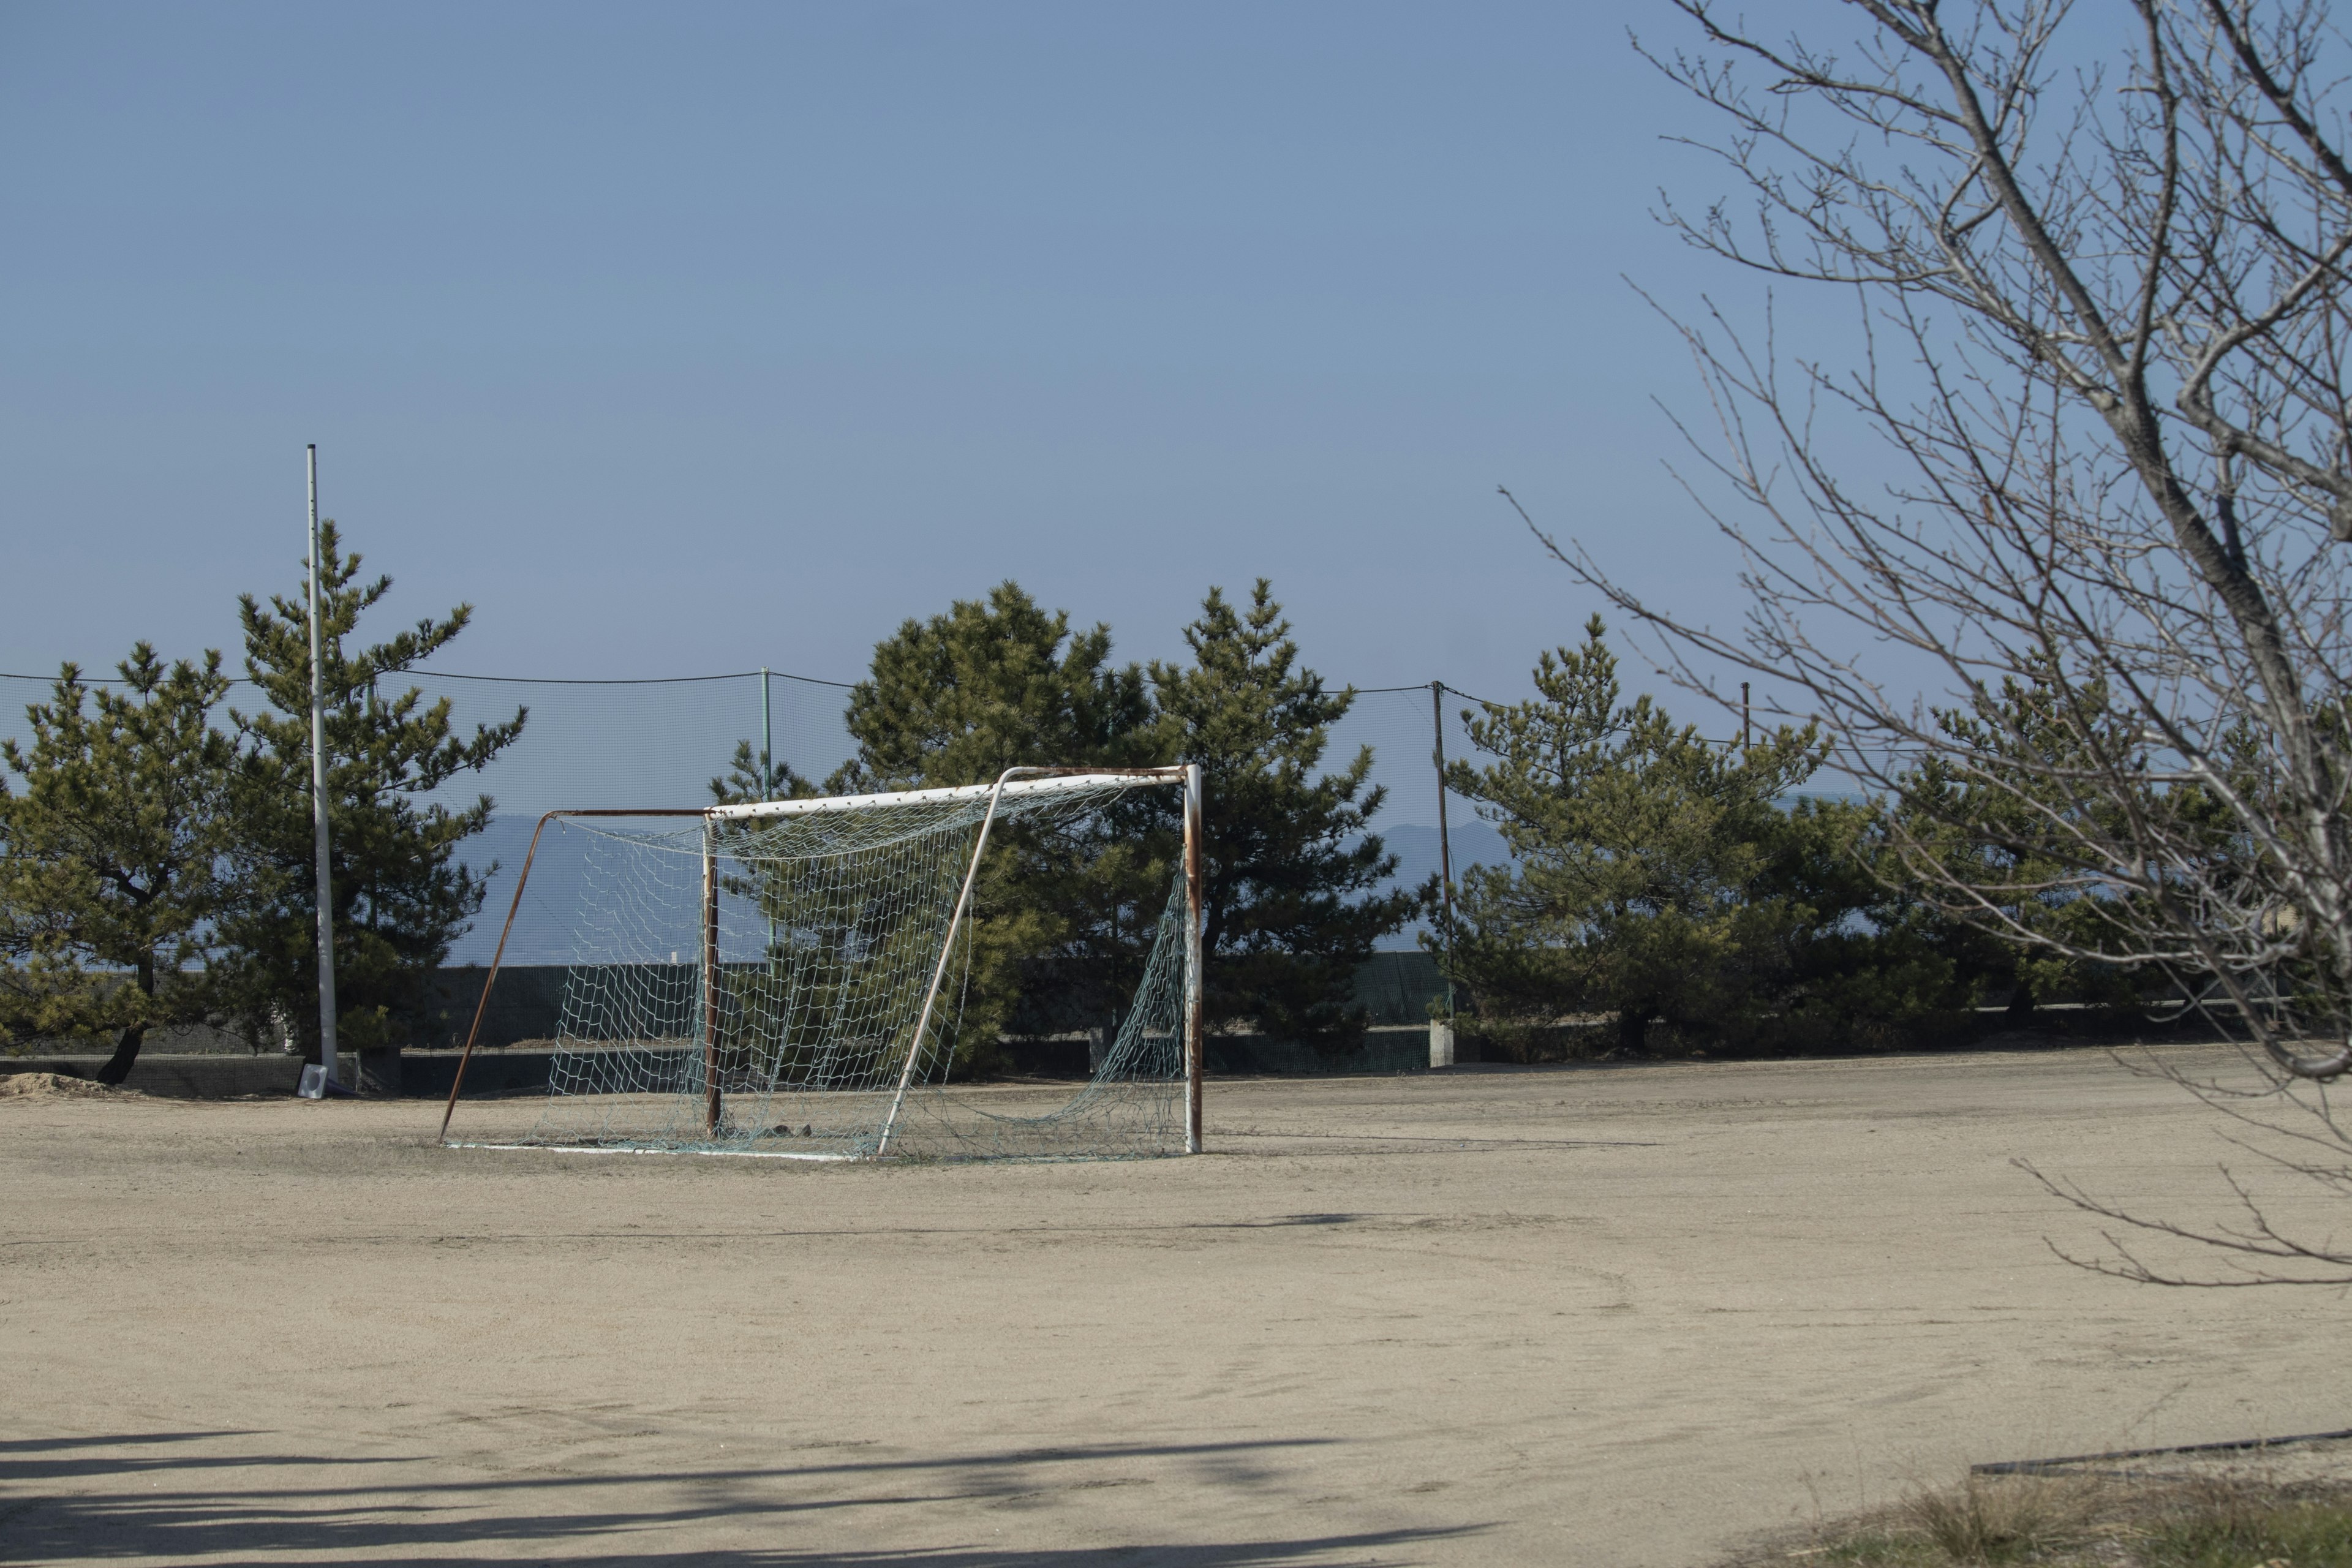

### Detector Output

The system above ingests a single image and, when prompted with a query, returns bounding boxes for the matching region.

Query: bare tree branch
[1555,1,2352,1281]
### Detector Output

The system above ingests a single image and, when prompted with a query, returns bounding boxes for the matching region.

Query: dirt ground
[5,1046,2350,1567]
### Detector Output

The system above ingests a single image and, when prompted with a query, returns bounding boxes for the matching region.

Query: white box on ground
[296,1064,326,1099]
[1429,1019,1455,1069]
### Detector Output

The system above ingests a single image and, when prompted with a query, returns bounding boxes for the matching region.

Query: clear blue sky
[1,1,1846,706]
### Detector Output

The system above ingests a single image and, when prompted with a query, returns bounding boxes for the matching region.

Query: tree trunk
[94,1023,146,1087]
[2006,973,2037,1020]
[1617,1007,1652,1056]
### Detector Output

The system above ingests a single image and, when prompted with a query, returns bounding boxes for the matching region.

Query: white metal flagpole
[307,445,340,1088]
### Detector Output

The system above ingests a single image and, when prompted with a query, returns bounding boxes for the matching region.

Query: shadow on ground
[0,1430,1485,1566]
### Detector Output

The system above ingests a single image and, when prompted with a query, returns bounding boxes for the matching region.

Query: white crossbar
[706,769,1184,821]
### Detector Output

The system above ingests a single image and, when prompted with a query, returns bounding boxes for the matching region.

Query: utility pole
[1431,681,1457,1019]
[760,666,774,796]
[307,446,339,1088]
[1741,681,1752,750]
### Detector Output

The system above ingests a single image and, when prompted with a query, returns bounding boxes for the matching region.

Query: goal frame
[436,764,1207,1156]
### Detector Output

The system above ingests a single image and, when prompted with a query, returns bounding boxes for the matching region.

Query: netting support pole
[702,818,722,1135]
[873,770,1022,1158]
[1184,761,1205,1155]
[435,805,714,1146]
[761,668,777,974]
[439,810,558,1143]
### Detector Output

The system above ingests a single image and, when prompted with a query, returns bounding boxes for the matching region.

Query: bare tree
[1540,0,2352,1280]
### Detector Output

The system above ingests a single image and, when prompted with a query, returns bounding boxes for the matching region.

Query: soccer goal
[437,765,1204,1159]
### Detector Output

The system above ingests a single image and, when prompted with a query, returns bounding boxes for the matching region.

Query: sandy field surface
[5,1047,2350,1566]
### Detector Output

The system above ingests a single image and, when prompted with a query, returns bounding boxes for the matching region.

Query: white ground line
[443,1141,859,1162]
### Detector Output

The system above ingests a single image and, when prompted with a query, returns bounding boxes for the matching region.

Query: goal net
[439,767,1203,1159]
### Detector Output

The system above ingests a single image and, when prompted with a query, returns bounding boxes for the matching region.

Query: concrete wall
[1206,1024,1434,1076]
[414,964,589,1050]
[1350,952,1448,1026]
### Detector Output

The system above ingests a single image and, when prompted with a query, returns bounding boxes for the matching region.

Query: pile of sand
[0,1072,134,1101]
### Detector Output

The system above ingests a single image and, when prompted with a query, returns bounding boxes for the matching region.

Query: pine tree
[221,522,525,1060]
[709,741,812,807]
[0,648,235,1082]
[1150,581,1418,1051]
[831,581,1156,793]
[1889,657,2212,1015]
[826,581,1161,1069]
[1447,616,1957,1054]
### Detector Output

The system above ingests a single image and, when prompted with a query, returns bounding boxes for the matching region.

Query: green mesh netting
[448,777,1194,1159]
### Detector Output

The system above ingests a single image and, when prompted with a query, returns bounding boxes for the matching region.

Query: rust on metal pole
[702,817,722,1136]
[440,811,556,1142]
[1183,761,1205,1155]
[439,808,709,1144]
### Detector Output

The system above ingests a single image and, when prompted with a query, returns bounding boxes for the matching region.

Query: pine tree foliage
[1448,616,1961,1054]
[1891,657,2245,1015]
[0,647,235,1081]
[831,582,1156,794]
[1150,580,1418,1050]
[709,741,812,807]
[222,522,524,1057]
[821,581,1163,1069]
[803,578,1417,1065]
